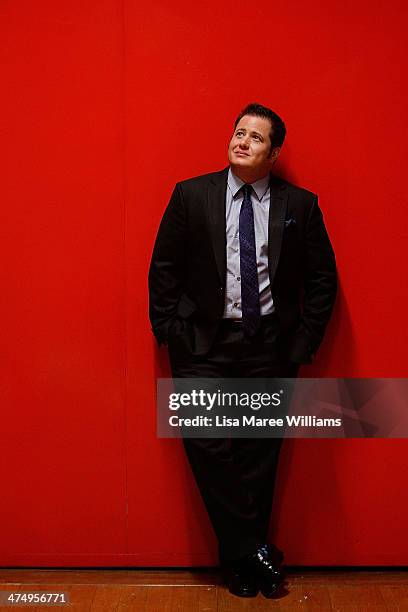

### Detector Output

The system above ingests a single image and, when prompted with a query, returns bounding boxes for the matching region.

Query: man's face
[228,114,280,176]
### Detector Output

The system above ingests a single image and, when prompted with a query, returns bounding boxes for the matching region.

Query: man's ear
[269,146,281,164]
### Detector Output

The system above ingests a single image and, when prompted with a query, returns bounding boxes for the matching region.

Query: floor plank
[89,584,123,611]
[327,584,387,610]
[379,584,408,610]
[0,569,407,611]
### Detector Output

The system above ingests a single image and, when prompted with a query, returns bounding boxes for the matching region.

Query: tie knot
[243,183,252,197]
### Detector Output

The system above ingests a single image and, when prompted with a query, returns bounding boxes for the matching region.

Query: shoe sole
[228,588,259,598]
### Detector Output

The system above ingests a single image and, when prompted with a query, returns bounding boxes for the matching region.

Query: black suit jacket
[148,166,337,364]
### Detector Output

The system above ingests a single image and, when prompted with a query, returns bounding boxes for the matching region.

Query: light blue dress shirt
[223,167,274,319]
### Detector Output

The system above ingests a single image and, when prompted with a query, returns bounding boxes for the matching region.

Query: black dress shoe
[266,543,284,565]
[222,561,259,598]
[248,544,285,598]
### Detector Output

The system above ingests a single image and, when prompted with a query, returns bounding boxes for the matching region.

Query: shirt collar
[227,166,270,202]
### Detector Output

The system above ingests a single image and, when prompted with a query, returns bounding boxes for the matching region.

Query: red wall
[1,0,407,566]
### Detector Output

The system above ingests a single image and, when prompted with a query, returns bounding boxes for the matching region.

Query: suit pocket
[167,317,194,361]
[177,295,198,319]
[168,316,186,338]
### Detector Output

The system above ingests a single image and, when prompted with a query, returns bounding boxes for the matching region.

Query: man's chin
[230,157,252,168]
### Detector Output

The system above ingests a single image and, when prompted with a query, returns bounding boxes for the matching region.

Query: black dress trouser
[167,314,299,564]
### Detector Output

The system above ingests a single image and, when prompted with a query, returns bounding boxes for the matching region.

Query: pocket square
[284,218,296,228]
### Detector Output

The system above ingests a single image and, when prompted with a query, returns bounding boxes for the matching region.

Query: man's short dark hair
[234,103,286,151]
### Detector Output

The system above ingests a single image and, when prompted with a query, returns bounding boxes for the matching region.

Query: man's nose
[239,136,249,148]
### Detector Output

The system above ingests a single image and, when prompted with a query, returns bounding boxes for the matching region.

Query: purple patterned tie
[239,184,261,337]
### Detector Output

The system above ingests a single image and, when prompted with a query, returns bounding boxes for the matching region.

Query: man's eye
[253,135,260,140]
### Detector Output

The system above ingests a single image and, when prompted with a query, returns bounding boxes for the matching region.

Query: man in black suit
[149,103,337,598]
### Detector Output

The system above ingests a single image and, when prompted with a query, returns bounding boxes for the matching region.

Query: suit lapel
[268,173,288,287]
[207,166,229,284]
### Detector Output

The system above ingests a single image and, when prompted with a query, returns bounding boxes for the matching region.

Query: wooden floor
[0,568,407,610]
